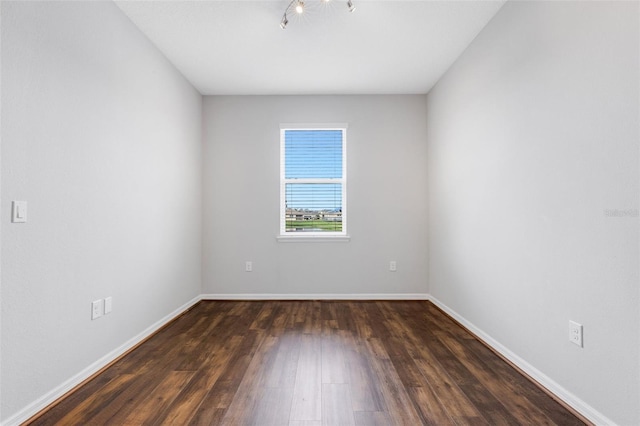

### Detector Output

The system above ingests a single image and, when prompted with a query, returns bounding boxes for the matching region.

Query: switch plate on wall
[11,201,27,223]
[104,297,113,314]
[389,261,397,272]
[245,261,253,272]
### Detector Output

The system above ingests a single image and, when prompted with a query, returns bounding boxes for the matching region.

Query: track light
[279,0,355,29]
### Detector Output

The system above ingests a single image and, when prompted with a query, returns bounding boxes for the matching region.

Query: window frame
[278,123,350,242]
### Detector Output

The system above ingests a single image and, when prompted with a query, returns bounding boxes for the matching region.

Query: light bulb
[295,1,304,14]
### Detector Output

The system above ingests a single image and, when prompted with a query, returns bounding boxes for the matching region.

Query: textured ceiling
[115,0,505,95]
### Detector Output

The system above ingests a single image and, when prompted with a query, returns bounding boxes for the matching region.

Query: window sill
[277,234,351,243]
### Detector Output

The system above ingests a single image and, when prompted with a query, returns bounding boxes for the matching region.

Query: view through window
[280,126,347,236]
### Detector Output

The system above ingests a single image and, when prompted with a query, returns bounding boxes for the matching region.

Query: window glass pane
[285,130,343,179]
[285,183,342,210]
[285,183,342,232]
[281,126,346,236]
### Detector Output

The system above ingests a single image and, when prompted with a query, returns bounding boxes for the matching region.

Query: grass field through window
[285,220,342,232]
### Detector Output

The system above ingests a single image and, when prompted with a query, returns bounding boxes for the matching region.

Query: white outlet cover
[91,299,104,320]
[569,320,583,347]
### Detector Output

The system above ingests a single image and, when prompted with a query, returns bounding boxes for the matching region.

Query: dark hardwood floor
[28,301,587,425]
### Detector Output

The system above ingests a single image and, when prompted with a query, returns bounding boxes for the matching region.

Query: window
[279,124,348,240]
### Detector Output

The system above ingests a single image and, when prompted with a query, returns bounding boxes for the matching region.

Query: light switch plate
[104,297,113,314]
[12,201,27,223]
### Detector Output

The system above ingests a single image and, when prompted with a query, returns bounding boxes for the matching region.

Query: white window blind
[280,125,347,236]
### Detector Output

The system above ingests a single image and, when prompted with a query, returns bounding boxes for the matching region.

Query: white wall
[426,1,639,424]
[202,96,428,297]
[1,1,202,422]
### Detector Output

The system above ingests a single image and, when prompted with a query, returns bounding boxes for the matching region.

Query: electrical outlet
[91,299,104,320]
[104,297,113,314]
[569,320,583,347]
[245,261,253,272]
[389,261,397,272]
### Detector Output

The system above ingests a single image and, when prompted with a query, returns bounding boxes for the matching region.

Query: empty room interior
[1,0,638,425]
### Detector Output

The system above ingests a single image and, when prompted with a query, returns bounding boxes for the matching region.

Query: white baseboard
[428,295,616,426]
[200,293,429,300]
[1,295,202,426]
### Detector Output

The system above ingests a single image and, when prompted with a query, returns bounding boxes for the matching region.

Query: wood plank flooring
[28,301,586,426]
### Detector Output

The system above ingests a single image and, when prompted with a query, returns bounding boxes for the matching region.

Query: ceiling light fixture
[280,14,289,29]
[347,0,355,12]
[279,0,355,29]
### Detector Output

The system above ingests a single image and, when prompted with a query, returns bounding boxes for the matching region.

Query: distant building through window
[280,125,347,237]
